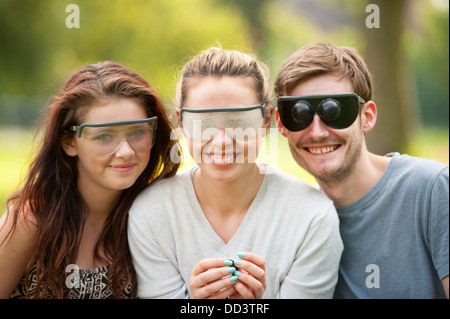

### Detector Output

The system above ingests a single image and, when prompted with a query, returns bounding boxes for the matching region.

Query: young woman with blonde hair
[128,47,343,299]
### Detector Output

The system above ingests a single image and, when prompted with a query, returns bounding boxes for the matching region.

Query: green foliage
[0,0,251,101]
[407,1,449,127]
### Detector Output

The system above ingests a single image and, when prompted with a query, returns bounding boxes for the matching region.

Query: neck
[77,179,121,223]
[317,151,391,207]
[193,164,265,217]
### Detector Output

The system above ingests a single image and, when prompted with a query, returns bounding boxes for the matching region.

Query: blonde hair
[274,42,373,101]
[176,47,272,107]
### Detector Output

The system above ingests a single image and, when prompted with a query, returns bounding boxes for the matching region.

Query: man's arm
[442,276,449,299]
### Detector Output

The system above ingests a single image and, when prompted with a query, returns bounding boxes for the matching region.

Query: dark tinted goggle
[277,93,366,132]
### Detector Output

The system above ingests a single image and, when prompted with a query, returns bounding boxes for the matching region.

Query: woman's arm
[127,208,188,299]
[277,205,343,298]
[0,206,37,298]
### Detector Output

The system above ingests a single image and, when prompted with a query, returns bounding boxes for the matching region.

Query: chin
[110,177,139,190]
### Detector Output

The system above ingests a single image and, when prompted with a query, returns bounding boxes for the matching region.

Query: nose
[114,138,136,158]
[211,128,233,146]
[307,115,329,140]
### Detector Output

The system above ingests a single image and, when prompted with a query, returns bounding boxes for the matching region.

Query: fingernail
[233,259,242,265]
[230,276,238,282]
[237,252,246,258]
[227,267,236,273]
[234,271,241,277]
[224,260,233,266]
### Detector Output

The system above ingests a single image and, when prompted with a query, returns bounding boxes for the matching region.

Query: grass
[0,126,448,217]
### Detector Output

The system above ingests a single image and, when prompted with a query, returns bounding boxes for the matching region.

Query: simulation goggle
[179,104,266,142]
[68,117,157,157]
[277,93,366,132]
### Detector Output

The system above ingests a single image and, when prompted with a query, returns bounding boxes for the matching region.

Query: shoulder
[264,164,333,204]
[1,202,38,245]
[262,164,336,220]
[129,166,195,221]
[0,203,39,298]
[390,153,448,177]
[387,153,448,192]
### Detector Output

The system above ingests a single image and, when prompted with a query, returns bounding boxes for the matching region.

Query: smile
[208,153,236,165]
[306,145,340,154]
[110,163,136,172]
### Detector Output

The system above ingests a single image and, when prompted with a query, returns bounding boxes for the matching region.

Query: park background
[0,0,448,212]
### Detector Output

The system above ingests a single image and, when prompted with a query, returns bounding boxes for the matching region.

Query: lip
[109,163,136,172]
[206,153,236,166]
[303,144,341,155]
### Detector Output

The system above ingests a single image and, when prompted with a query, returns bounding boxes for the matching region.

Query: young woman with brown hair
[0,61,180,298]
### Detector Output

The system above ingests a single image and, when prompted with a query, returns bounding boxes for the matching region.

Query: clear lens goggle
[277,93,365,131]
[179,104,266,143]
[68,117,157,157]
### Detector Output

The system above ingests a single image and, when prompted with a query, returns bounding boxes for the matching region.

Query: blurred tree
[0,0,253,125]
[409,0,449,128]
[218,0,271,52]
[364,0,421,154]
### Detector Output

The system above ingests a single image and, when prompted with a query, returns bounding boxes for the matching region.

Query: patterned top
[10,264,134,299]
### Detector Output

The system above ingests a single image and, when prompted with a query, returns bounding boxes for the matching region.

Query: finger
[207,283,237,300]
[194,276,236,299]
[191,266,236,288]
[234,272,265,299]
[232,280,257,299]
[237,251,266,270]
[191,258,229,276]
[233,259,265,283]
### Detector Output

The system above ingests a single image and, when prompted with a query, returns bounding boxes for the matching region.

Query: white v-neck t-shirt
[128,164,343,298]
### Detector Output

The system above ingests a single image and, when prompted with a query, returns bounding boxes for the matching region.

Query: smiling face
[277,73,367,184]
[179,76,268,183]
[63,98,152,195]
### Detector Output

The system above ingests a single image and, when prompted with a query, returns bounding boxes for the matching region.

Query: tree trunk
[364,0,420,155]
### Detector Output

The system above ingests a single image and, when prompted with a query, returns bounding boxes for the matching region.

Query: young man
[274,42,449,299]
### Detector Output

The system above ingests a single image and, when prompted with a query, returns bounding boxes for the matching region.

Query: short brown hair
[274,42,373,101]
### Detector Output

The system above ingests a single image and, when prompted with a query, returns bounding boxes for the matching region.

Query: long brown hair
[3,61,180,298]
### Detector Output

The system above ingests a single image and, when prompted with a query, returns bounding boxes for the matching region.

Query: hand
[228,252,266,299]
[189,258,238,299]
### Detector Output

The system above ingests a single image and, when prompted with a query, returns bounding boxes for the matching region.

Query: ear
[261,104,274,137]
[360,101,377,133]
[275,109,288,138]
[61,134,78,157]
[175,106,190,139]
[175,107,182,127]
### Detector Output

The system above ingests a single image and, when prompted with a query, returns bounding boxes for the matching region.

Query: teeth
[211,154,234,163]
[308,145,338,154]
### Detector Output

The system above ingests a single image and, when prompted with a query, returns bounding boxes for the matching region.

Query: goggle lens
[278,93,365,132]
[180,105,266,143]
[70,117,157,157]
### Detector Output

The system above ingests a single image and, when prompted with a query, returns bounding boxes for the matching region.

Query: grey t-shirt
[334,153,449,298]
[128,164,343,298]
